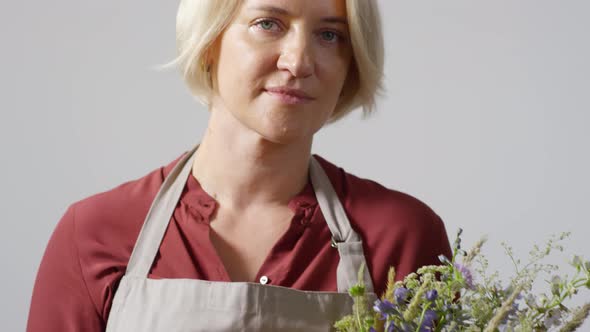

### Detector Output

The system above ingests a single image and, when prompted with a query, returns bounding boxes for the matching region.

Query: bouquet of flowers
[334,229,590,332]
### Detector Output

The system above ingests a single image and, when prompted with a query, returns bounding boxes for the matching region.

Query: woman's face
[209,0,352,144]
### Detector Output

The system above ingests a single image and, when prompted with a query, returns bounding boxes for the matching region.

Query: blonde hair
[158,0,385,124]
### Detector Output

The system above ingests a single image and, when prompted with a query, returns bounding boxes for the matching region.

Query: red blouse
[27,150,452,332]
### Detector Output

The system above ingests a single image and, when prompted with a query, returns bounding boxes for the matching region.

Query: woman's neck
[191,107,313,212]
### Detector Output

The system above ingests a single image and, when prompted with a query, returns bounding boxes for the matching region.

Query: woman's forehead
[240,0,348,18]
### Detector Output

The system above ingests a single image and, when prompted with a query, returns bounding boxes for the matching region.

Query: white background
[1,0,589,330]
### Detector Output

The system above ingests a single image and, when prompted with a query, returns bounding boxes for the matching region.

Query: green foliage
[334,229,590,332]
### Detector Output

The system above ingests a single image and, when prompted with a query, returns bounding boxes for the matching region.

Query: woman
[27,0,452,331]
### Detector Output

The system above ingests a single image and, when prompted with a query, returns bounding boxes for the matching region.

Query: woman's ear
[208,37,222,64]
[204,38,222,89]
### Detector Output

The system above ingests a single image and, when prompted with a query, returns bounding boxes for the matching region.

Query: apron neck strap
[309,157,374,293]
[125,144,199,279]
[125,143,375,294]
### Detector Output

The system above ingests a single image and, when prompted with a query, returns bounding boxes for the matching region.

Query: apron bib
[105,143,376,331]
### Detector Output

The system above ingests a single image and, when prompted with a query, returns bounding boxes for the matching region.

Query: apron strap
[125,143,375,294]
[125,143,200,278]
[309,158,375,293]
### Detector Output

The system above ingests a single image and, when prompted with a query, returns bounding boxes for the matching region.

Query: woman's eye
[255,19,279,31]
[321,31,337,42]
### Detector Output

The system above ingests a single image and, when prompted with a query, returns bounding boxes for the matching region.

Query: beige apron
[105,143,376,332]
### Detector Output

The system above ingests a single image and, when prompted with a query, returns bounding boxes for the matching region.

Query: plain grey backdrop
[2,0,589,330]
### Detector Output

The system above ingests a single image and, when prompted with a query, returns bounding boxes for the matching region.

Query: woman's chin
[254,125,309,145]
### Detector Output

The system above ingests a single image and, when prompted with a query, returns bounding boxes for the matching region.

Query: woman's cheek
[246,52,277,84]
[316,57,346,89]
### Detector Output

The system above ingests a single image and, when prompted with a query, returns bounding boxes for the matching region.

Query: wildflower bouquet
[334,229,590,332]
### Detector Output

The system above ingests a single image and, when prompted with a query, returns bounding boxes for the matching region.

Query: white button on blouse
[259,276,269,285]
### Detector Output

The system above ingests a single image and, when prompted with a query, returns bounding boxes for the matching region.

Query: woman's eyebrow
[322,17,348,26]
[248,5,291,16]
[248,5,348,25]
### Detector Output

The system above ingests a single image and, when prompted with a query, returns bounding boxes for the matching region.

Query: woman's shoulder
[38,150,189,323]
[70,150,187,228]
[313,154,444,230]
[313,154,452,290]
[63,150,189,266]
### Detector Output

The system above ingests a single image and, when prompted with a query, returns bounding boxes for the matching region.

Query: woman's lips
[265,87,315,105]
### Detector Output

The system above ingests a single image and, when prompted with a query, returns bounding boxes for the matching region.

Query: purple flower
[502,285,523,302]
[525,294,537,308]
[543,309,562,329]
[550,275,562,295]
[425,289,438,302]
[373,299,397,320]
[386,321,396,332]
[369,327,377,332]
[419,310,438,332]
[394,287,409,304]
[390,322,413,332]
[501,302,520,325]
[454,263,474,289]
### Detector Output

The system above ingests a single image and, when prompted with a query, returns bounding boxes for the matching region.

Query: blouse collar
[180,170,319,222]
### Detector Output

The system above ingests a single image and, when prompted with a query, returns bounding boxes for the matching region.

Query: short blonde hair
[161,0,384,124]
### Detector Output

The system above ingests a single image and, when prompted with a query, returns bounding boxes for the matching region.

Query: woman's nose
[276,32,314,78]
